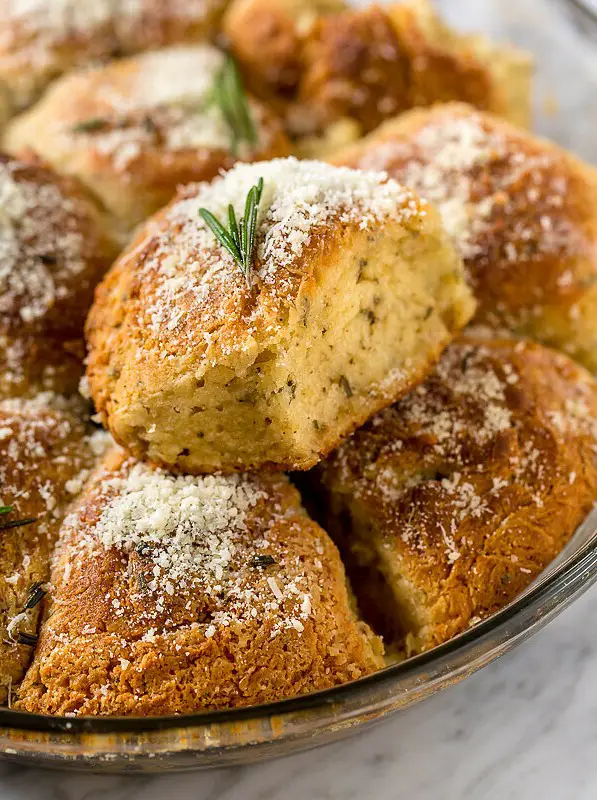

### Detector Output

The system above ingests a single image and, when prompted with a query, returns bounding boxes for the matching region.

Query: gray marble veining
[1,586,597,799]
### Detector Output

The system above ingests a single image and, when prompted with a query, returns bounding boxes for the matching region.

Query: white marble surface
[2,2,597,798]
[1,584,596,799]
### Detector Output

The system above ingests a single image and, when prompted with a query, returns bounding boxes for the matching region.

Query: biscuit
[85,157,475,473]
[4,45,291,229]
[315,336,597,656]
[0,335,85,401]
[0,153,118,400]
[331,103,597,373]
[17,450,383,715]
[0,0,230,120]
[0,397,107,704]
[296,0,531,136]
[223,0,345,111]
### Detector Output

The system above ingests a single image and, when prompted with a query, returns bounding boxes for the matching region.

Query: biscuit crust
[332,103,597,373]
[17,450,383,715]
[316,336,597,655]
[0,335,85,401]
[223,0,345,109]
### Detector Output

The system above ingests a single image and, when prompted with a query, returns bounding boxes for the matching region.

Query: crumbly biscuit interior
[120,221,472,472]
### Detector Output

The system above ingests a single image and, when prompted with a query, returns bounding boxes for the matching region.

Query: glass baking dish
[1,0,597,773]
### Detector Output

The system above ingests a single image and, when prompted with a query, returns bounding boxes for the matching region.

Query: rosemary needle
[0,505,38,532]
[70,117,110,134]
[22,581,48,611]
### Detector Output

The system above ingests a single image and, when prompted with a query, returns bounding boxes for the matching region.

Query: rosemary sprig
[209,55,257,155]
[199,177,264,286]
[0,506,37,532]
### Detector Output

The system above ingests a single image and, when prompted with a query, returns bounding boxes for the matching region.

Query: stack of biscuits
[1,0,597,718]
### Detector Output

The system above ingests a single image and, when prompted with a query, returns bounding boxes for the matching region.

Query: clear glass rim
[2,515,596,737]
[557,0,597,28]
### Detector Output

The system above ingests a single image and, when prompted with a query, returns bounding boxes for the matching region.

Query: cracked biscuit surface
[332,103,597,373]
[17,449,383,716]
[5,45,291,230]
[315,336,597,656]
[85,157,475,474]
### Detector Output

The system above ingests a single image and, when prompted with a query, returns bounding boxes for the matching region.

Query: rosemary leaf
[230,57,257,146]
[16,631,38,647]
[71,117,110,134]
[338,375,353,398]
[251,554,276,568]
[199,208,242,264]
[0,513,38,532]
[228,203,242,253]
[243,178,263,280]
[22,581,47,611]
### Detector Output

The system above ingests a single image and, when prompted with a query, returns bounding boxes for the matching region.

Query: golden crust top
[319,336,597,649]
[223,0,346,104]
[297,2,530,135]
[4,46,291,228]
[0,0,229,115]
[0,152,118,339]
[85,156,431,421]
[0,334,85,401]
[332,103,597,362]
[17,449,383,715]
[0,397,106,701]
[0,396,98,556]
[299,5,411,134]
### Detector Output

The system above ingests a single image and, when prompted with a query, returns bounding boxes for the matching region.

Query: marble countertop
[2,2,597,798]
[1,584,596,799]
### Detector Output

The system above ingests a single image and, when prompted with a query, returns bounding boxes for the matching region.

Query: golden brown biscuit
[4,45,291,230]
[17,449,383,716]
[0,0,230,121]
[0,153,119,400]
[296,1,530,137]
[223,0,345,111]
[0,335,85,400]
[331,103,597,373]
[0,396,107,704]
[85,157,475,474]
[316,336,597,657]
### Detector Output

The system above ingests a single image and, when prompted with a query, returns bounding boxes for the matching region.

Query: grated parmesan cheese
[0,160,85,328]
[60,460,318,642]
[60,46,263,170]
[356,111,575,274]
[145,157,426,337]
[90,463,266,589]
